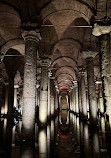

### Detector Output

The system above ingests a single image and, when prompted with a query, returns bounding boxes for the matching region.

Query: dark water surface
[0,112,109,158]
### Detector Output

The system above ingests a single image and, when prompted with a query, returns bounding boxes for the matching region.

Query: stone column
[21,30,40,141]
[50,79,55,116]
[14,85,19,110]
[0,79,3,116]
[8,74,14,119]
[98,34,111,127]
[82,51,98,125]
[76,83,79,115]
[47,78,51,119]
[4,83,8,115]
[39,58,49,125]
[78,78,82,116]
[80,74,87,118]
[98,83,104,115]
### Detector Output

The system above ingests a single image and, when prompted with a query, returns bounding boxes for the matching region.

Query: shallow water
[0,112,109,158]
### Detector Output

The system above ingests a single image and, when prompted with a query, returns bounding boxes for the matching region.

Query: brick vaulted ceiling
[0,0,110,89]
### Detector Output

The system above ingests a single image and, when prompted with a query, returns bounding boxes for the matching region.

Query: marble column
[82,51,98,125]
[21,30,40,141]
[39,58,49,125]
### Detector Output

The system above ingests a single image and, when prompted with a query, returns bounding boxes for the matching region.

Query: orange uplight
[59,86,68,90]
[59,133,70,139]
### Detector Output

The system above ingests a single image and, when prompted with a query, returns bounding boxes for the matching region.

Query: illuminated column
[50,79,55,116]
[80,74,87,118]
[75,82,79,115]
[39,58,49,125]
[14,85,19,109]
[48,78,51,118]
[22,30,41,141]
[98,34,111,127]
[0,80,3,115]
[87,57,97,124]
[82,51,98,125]
[98,83,104,114]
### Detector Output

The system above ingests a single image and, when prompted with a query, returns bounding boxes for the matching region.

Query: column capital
[22,30,41,42]
[41,56,51,66]
[92,23,111,36]
[82,51,98,59]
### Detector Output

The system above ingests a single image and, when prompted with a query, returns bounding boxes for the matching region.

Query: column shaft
[86,57,97,124]
[39,65,48,125]
[0,81,3,116]
[99,34,111,126]
[78,79,82,116]
[22,39,37,141]
[80,75,87,118]
[48,78,51,118]
[8,76,14,119]
[4,84,8,115]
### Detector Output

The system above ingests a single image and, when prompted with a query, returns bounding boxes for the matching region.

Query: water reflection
[0,112,110,158]
[38,129,47,158]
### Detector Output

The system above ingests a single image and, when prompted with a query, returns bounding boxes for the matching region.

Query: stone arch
[0,38,25,57]
[41,0,93,24]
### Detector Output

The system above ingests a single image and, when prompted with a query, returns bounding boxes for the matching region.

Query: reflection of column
[39,58,49,125]
[51,120,54,141]
[91,130,100,158]
[39,129,47,158]
[83,124,91,158]
[21,145,34,158]
[22,30,40,141]
[76,117,80,144]
[80,74,87,118]
[47,125,51,158]
[12,126,16,147]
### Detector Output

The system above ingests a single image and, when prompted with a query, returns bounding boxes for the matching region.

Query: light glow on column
[39,91,47,124]
[39,130,47,158]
